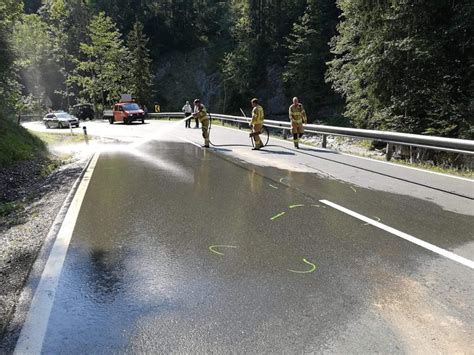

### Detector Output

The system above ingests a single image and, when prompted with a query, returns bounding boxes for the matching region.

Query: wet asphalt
[33,140,474,353]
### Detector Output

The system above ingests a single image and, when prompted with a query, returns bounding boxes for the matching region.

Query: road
[12,119,474,353]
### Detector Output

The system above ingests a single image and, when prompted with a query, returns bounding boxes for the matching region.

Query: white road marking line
[14,153,100,355]
[320,199,474,269]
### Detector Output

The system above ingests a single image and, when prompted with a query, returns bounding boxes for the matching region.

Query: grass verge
[0,117,47,167]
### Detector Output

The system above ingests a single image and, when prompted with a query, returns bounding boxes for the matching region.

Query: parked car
[43,111,80,129]
[71,103,94,120]
[108,102,145,124]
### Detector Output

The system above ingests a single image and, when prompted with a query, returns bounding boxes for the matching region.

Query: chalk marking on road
[288,258,317,274]
[364,216,381,226]
[209,245,238,256]
[14,153,100,355]
[269,184,279,189]
[270,212,286,220]
[320,199,474,269]
[289,204,305,209]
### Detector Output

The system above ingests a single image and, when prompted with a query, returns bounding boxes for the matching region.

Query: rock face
[152,49,290,117]
[153,48,222,112]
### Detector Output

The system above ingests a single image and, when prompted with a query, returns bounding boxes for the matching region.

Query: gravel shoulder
[0,146,88,344]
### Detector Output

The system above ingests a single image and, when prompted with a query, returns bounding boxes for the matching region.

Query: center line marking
[320,199,474,269]
[14,153,100,355]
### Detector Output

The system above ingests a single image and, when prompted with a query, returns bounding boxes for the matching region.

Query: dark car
[71,103,94,120]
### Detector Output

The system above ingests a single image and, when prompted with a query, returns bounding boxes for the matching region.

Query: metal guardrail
[152,112,474,156]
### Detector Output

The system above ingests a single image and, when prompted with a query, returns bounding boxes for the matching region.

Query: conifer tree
[72,12,129,107]
[126,20,153,105]
[327,0,473,138]
[283,0,339,120]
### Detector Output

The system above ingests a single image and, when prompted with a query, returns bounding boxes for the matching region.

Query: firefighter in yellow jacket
[289,97,307,149]
[250,98,265,150]
[193,99,210,148]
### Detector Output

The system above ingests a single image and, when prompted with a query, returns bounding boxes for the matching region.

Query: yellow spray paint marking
[289,204,305,209]
[269,184,279,189]
[270,212,286,220]
[209,245,238,256]
[350,186,357,193]
[288,258,317,274]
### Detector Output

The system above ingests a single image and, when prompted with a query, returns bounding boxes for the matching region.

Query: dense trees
[126,21,153,105]
[283,0,340,118]
[2,0,472,138]
[0,0,23,114]
[72,12,130,107]
[327,0,473,138]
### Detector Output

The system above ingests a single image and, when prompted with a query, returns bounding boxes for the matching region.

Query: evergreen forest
[0,0,472,138]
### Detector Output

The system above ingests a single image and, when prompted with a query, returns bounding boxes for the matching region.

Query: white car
[43,112,80,129]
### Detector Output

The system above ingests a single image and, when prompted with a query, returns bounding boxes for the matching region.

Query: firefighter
[250,98,265,150]
[193,99,210,148]
[289,97,307,149]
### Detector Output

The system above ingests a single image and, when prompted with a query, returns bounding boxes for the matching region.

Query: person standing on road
[193,101,200,129]
[289,97,307,149]
[193,99,210,148]
[250,98,265,150]
[182,101,192,128]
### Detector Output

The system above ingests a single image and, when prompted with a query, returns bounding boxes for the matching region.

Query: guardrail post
[322,134,327,148]
[386,143,393,161]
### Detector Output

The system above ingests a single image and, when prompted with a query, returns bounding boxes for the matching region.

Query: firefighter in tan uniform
[289,97,307,149]
[193,99,210,148]
[250,98,265,150]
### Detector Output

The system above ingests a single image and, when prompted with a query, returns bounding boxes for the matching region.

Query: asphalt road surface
[12,120,474,353]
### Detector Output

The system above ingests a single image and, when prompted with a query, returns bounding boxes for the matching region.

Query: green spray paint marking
[288,258,317,274]
[270,212,286,220]
[209,245,238,256]
[269,184,279,189]
[289,204,304,209]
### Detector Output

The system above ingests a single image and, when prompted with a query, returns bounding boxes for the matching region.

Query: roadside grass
[0,117,47,167]
[382,159,473,178]
[210,120,473,178]
[30,131,86,145]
